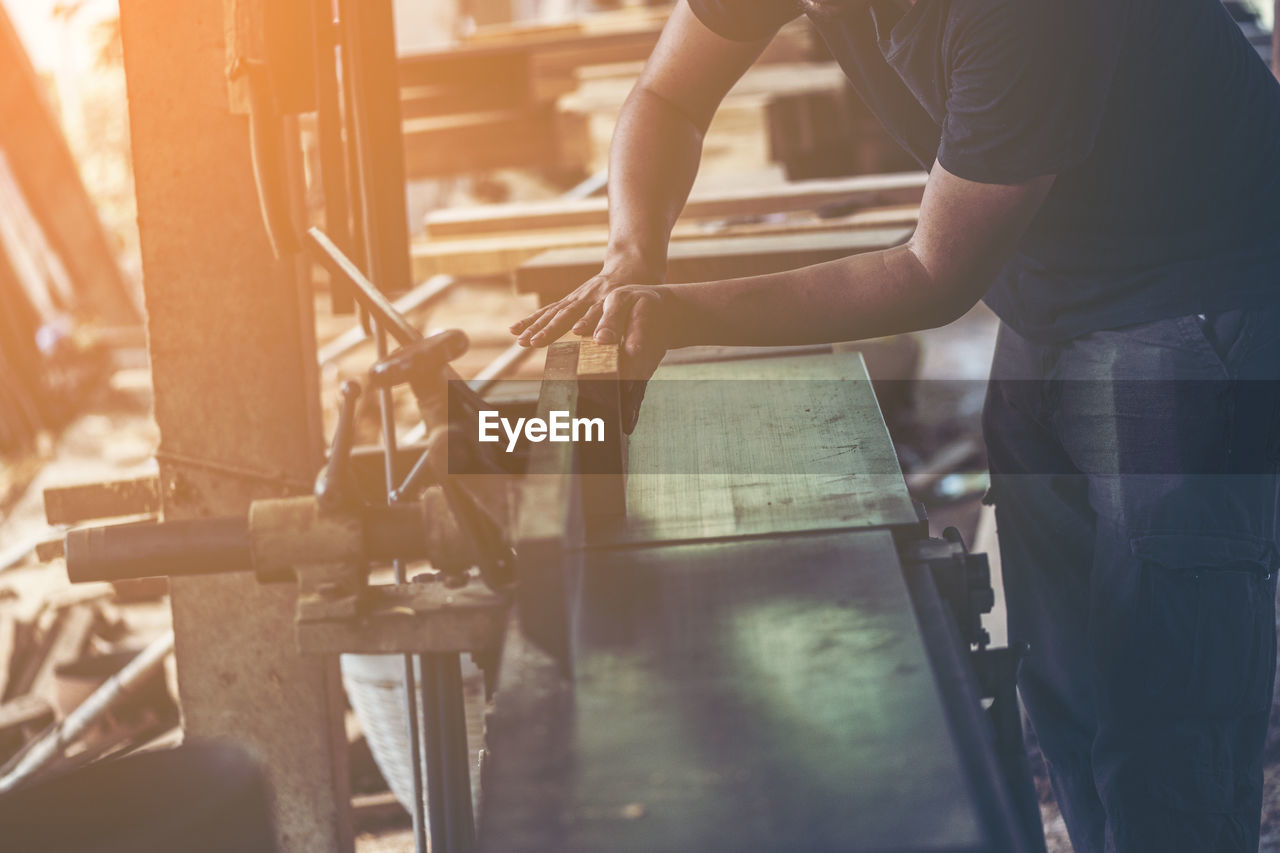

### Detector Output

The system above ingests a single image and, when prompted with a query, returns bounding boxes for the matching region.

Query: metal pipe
[436,652,475,852]
[65,517,252,584]
[377,320,430,853]
[469,342,536,397]
[332,1,429,841]
[311,0,355,314]
[419,654,450,852]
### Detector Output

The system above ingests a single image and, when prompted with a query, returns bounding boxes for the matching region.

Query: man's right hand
[509,259,661,348]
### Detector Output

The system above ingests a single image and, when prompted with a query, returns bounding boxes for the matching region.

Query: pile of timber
[395,8,820,180]
[767,83,921,180]
[413,171,925,281]
[0,589,176,782]
[0,476,179,787]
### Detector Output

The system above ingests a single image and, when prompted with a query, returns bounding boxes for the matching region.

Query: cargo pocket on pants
[1126,532,1276,720]
[1120,534,1277,816]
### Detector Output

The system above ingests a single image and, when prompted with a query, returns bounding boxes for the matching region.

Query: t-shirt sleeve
[686,0,800,42]
[937,0,1124,184]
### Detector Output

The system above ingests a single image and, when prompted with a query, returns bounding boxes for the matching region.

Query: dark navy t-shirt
[688,0,1280,341]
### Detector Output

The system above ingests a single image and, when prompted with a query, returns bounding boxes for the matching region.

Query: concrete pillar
[118,1,353,850]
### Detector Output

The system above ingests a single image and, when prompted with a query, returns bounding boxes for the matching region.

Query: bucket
[341,654,420,812]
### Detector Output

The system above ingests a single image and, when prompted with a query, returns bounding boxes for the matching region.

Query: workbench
[480,348,1030,852]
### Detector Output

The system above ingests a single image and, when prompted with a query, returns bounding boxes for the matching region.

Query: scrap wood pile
[0,585,178,795]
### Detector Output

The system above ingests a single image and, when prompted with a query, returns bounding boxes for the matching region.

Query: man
[510,1,1280,850]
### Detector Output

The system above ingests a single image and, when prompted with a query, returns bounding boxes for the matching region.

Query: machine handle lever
[315,380,362,511]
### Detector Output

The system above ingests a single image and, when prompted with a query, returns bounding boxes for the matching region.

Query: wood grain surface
[596,351,918,545]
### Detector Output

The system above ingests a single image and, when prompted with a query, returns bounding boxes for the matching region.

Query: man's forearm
[661,243,976,348]
[603,86,706,277]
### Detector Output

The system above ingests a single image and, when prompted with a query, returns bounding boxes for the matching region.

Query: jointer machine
[55,0,1044,848]
[61,231,1045,852]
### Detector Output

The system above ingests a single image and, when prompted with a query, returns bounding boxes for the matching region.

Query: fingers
[621,295,654,362]
[521,299,594,346]
[592,290,632,345]
[515,304,561,346]
[624,294,667,382]
[572,302,604,337]
[618,294,664,435]
[509,303,555,336]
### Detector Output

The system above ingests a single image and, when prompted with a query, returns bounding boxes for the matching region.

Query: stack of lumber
[413,171,925,281]
[395,7,820,179]
[766,83,921,180]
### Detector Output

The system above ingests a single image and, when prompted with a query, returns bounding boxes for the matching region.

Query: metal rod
[420,654,449,852]
[315,380,362,511]
[317,275,456,365]
[375,322,429,853]
[391,447,436,504]
[311,0,354,314]
[306,227,422,347]
[375,326,430,851]
[469,342,536,397]
[338,0,429,838]
[436,652,476,852]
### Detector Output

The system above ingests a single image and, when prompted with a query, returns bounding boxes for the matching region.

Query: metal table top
[480,529,988,853]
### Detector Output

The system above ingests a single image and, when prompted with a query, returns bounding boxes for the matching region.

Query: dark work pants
[983,306,1280,853]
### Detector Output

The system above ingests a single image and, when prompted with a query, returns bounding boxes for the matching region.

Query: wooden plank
[413,205,919,280]
[0,8,138,325]
[0,695,53,737]
[395,27,661,123]
[396,12,815,121]
[0,613,14,701]
[597,351,919,546]
[402,106,590,180]
[43,476,162,526]
[398,24,664,78]
[514,340,583,665]
[26,605,95,710]
[460,6,669,47]
[575,340,627,524]
[6,610,63,702]
[425,171,927,238]
[517,227,912,304]
[398,52,541,120]
[767,85,922,180]
[351,791,408,827]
